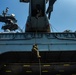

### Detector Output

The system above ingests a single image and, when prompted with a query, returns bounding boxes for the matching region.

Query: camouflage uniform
[32,44,41,58]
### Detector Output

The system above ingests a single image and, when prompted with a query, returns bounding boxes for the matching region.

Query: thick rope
[39,58,41,75]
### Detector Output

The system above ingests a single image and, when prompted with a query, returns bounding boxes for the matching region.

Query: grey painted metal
[0,33,76,54]
[1,63,76,74]
[25,0,50,32]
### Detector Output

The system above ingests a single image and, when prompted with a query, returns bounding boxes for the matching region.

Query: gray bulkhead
[0,33,76,54]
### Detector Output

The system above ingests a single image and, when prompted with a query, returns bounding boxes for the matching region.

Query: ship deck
[0,51,76,75]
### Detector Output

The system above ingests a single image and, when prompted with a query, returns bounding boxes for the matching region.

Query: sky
[0,0,76,32]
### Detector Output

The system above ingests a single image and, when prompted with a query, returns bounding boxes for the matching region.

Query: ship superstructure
[0,0,76,75]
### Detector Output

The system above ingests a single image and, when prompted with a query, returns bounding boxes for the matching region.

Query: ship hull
[0,51,76,75]
[0,32,76,74]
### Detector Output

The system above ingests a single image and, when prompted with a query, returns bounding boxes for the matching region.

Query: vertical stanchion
[48,44,50,51]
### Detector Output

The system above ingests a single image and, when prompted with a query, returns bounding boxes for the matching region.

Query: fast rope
[34,18,41,75]
[39,58,41,75]
[35,31,37,44]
